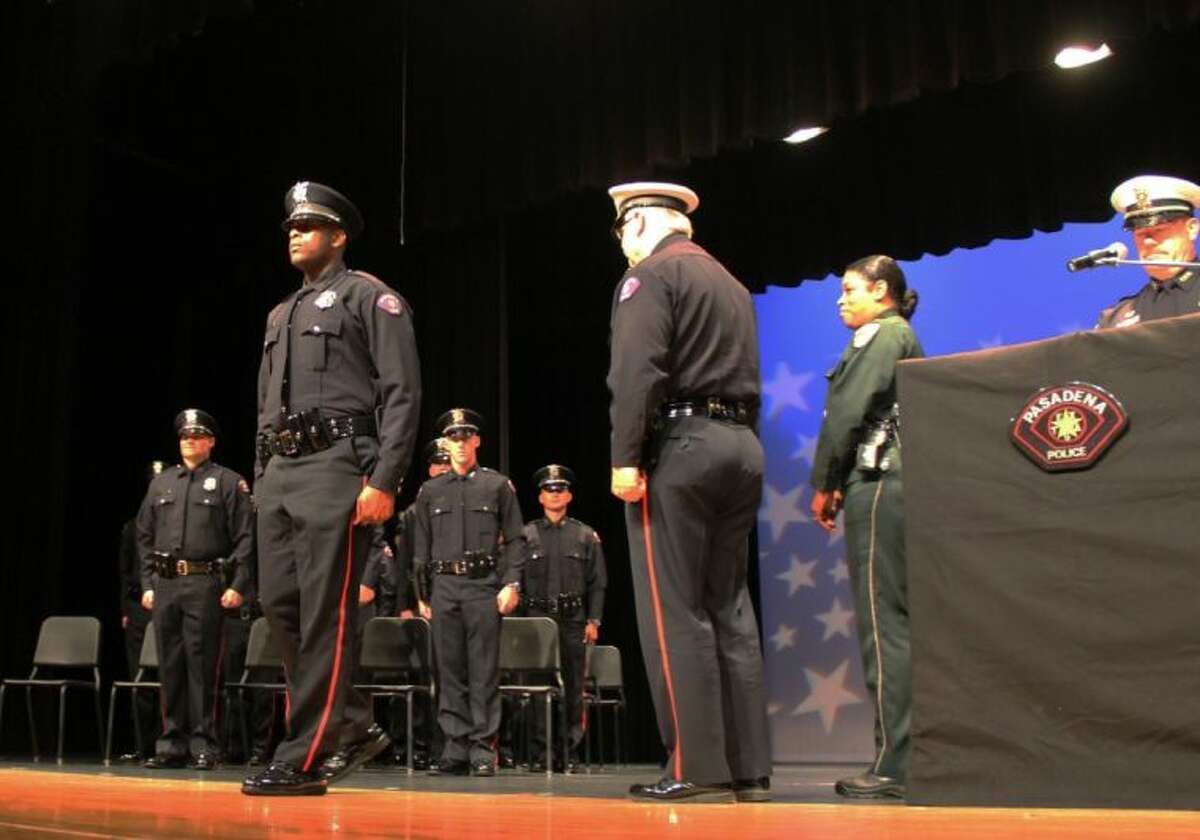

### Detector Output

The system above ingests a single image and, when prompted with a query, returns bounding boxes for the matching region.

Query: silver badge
[293,181,309,203]
[314,290,337,309]
[203,477,217,491]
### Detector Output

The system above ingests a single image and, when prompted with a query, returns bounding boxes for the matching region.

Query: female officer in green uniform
[810,254,923,799]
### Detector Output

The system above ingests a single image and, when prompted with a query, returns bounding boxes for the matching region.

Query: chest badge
[203,477,218,491]
[314,290,338,309]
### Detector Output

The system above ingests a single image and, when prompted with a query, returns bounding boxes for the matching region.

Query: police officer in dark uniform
[606,182,771,803]
[1097,175,1200,328]
[810,255,923,799]
[137,410,254,770]
[412,409,525,776]
[244,182,422,796]
[522,464,606,772]
[117,460,166,761]
[360,528,399,621]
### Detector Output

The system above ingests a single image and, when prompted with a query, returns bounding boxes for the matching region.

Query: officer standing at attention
[412,409,525,776]
[245,182,422,796]
[1097,175,1200,328]
[117,460,166,761]
[809,255,923,799]
[606,182,772,803]
[137,410,254,770]
[522,464,606,772]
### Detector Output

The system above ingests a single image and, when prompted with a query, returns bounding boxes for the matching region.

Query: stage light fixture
[1054,43,1113,69]
[783,126,828,145]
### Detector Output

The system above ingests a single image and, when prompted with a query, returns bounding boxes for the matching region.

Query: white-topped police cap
[532,464,575,489]
[1110,175,1200,230]
[607,181,700,221]
[282,181,365,240]
[435,407,484,436]
[173,408,218,438]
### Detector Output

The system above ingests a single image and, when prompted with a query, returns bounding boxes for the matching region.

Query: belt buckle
[175,560,188,576]
[276,430,300,456]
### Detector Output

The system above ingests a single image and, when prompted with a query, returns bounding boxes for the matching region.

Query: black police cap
[423,438,451,465]
[282,181,365,240]
[435,408,484,436]
[533,464,575,490]
[174,408,219,438]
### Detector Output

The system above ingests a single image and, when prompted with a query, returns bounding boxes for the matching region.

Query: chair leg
[615,704,624,767]
[26,686,39,762]
[596,702,605,768]
[104,686,118,766]
[238,688,250,762]
[543,695,552,778]
[405,692,414,776]
[559,693,569,775]
[57,685,67,765]
[94,689,105,763]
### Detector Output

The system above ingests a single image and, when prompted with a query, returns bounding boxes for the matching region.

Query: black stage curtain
[899,314,1200,808]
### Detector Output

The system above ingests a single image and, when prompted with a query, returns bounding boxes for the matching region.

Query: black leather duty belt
[431,553,497,578]
[526,594,584,614]
[257,410,377,462]
[153,555,224,578]
[660,397,752,425]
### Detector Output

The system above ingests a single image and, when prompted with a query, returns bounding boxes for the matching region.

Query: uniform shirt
[522,517,607,622]
[1096,269,1200,328]
[811,311,925,493]
[256,259,422,492]
[607,233,762,467]
[411,467,526,591]
[135,459,255,594]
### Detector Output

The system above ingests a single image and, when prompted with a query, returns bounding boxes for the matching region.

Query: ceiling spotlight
[783,126,828,145]
[1054,43,1113,69]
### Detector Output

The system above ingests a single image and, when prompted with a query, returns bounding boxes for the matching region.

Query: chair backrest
[138,622,159,670]
[32,616,101,668]
[244,617,284,671]
[499,616,560,673]
[359,616,432,674]
[585,645,623,690]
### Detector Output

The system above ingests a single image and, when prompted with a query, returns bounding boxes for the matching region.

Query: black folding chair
[498,616,565,777]
[104,621,160,765]
[353,616,435,775]
[222,617,286,762]
[582,644,626,768]
[0,616,105,764]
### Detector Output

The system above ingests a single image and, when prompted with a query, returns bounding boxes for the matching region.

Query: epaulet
[348,269,387,288]
[266,301,288,327]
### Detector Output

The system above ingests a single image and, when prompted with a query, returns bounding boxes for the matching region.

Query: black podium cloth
[899,313,1200,809]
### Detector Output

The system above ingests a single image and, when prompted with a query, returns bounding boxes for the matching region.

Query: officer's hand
[353,485,395,525]
[121,615,130,629]
[610,467,646,503]
[359,585,376,606]
[220,588,244,609]
[584,622,599,645]
[141,590,154,610]
[399,609,416,620]
[811,490,841,532]
[496,584,520,615]
[418,600,433,620]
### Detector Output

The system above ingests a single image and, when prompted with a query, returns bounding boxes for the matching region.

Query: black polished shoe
[629,777,736,804]
[427,759,470,776]
[472,760,496,777]
[731,776,771,802]
[318,724,392,784]
[241,762,327,796]
[188,753,219,771]
[144,754,187,769]
[834,770,905,799]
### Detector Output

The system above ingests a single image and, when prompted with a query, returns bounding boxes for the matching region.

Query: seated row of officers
[119,407,606,776]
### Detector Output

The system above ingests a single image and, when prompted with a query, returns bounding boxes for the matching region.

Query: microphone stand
[1096,258,1200,269]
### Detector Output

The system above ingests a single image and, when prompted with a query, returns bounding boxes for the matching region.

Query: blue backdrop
[753,214,1149,762]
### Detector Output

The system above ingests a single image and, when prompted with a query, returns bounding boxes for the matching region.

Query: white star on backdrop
[789,433,818,465]
[791,660,863,733]
[769,623,798,652]
[814,597,856,641]
[776,556,818,597]
[758,483,810,544]
[828,557,850,584]
[762,362,815,418]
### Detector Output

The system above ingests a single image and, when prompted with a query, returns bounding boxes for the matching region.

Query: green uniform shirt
[810,310,924,492]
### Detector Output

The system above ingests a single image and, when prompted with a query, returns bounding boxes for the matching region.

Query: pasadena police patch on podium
[1010,382,1129,472]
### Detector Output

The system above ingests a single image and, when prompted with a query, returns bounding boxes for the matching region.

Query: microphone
[1066,242,1128,272]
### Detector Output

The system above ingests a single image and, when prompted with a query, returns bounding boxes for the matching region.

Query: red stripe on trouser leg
[302,520,356,772]
[641,493,683,782]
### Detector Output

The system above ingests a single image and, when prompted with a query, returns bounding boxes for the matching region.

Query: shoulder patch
[592,530,602,544]
[853,322,881,348]
[618,276,641,303]
[377,293,403,316]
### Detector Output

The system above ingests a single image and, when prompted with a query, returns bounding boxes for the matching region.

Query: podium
[898,313,1200,809]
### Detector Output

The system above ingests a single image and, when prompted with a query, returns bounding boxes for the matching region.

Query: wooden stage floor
[0,762,1198,839]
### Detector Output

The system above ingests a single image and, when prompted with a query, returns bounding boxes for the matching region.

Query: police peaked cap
[607,181,700,220]
[282,181,365,240]
[533,464,575,489]
[1110,175,1200,231]
[174,408,219,438]
[423,438,451,465]
[435,408,484,436]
